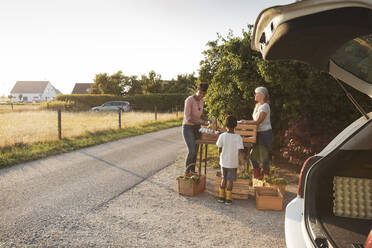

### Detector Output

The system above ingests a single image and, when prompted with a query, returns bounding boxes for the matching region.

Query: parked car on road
[91,101,131,112]
[252,1,372,248]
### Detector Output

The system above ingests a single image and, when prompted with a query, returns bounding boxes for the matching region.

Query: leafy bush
[123,94,188,111]
[56,94,122,110]
[40,100,76,111]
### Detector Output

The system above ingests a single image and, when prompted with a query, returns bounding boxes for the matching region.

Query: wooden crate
[178,175,206,196]
[264,183,287,196]
[213,171,250,199]
[199,132,219,142]
[255,186,283,211]
[235,124,257,144]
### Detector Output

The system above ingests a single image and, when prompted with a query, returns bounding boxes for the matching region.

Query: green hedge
[56,94,188,111]
[40,100,76,111]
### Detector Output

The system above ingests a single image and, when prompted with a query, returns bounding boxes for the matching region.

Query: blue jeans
[182,125,200,171]
[250,129,273,170]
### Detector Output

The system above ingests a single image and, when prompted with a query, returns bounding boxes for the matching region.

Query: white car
[91,101,131,112]
[252,1,372,248]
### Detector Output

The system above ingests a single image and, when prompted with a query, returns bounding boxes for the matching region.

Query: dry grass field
[0,110,182,148]
[0,103,41,113]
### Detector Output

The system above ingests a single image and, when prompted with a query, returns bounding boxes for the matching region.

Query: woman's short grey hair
[255,86,270,103]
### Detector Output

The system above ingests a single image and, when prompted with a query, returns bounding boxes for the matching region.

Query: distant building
[10,81,61,102]
[71,83,93,94]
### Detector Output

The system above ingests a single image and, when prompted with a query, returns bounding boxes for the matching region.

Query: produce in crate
[263,175,288,196]
[199,127,220,135]
[177,163,206,196]
[198,119,222,141]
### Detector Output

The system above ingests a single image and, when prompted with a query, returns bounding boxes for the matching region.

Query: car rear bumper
[285,196,313,248]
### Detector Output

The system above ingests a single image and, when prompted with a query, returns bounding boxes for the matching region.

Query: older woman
[182,83,209,173]
[242,86,273,179]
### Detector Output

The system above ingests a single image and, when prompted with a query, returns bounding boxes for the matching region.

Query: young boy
[216,115,245,204]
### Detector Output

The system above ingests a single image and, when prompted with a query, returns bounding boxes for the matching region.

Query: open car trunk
[304,124,372,248]
[301,113,372,247]
[302,113,372,248]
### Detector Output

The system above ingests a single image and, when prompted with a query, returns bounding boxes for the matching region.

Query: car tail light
[297,156,314,196]
[365,229,372,248]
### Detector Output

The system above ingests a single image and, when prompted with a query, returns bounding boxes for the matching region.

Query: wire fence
[0,105,184,148]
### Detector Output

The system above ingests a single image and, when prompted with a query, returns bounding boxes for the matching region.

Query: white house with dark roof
[10,81,61,102]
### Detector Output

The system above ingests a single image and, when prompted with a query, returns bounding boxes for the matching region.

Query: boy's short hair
[225,115,237,129]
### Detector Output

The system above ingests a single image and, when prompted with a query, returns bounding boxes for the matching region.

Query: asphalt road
[0,126,185,247]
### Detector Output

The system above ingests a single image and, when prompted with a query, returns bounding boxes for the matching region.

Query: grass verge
[0,118,182,169]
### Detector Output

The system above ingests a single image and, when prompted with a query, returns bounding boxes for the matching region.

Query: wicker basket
[255,186,283,211]
[177,163,206,196]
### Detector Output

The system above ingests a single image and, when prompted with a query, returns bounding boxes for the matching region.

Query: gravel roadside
[69,153,298,248]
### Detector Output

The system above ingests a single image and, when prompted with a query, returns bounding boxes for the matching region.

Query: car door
[251,0,372,98]
[110,102,118,111]
[104,102,113,111]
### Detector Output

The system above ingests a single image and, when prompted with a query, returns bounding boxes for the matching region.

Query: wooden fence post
[58,109,62,139]
[176,105,178,118]
[155,105,157,121]
[118,109,122,129]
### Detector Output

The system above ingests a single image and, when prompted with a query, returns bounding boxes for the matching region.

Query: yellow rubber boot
[225,190,233,205]
[217,188,225,203]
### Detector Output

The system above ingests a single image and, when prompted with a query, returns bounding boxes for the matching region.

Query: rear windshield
[331,34,372,85]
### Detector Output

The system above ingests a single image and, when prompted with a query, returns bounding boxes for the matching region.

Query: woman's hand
[239,119,255,124]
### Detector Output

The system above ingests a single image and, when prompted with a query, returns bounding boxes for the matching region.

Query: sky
[0,0,294,96]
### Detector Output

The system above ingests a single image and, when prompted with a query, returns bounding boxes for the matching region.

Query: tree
[166,73,197,94]
[141,71,163,94]
[119,75,143,96]
[89,84,101,94]
[91,71,123,95]
[200,27,264,124]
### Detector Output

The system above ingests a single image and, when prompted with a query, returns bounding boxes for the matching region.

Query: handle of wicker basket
[185,163,201,177]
